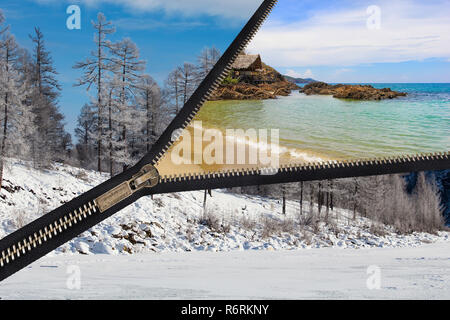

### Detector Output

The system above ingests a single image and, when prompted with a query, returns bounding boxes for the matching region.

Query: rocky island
[210,53,298,101]
[300,82,407,100]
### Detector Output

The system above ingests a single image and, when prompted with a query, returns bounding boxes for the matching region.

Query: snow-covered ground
[0,242,449,299]
[1,159,448,256]
[0,159,449,299]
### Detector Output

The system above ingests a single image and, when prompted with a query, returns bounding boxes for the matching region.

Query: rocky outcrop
[210,81,298,101]
[300,82,407,100]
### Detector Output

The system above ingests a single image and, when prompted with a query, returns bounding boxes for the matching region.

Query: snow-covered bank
[1,242,449,299]
[0,158,449,257]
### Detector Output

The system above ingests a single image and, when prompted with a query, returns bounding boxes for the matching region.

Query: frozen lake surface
[1,242,449,299]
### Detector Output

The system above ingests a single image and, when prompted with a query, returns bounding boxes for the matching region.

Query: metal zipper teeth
[151,0,278,166]
[0,201,99,268]
[158,152,449,183]
[0,151,446,266]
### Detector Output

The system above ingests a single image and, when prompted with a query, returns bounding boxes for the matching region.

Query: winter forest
[0,11,446,236]
[0,12,219,177]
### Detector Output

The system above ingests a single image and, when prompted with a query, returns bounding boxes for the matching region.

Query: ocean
[196,83,450,161]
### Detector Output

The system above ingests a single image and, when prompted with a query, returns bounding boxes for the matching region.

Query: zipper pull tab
[130,164,159,190]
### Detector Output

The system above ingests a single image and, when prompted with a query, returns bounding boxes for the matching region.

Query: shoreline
[155,122,330,177]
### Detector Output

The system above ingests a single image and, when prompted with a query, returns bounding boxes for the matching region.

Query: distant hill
[283,75,317,84]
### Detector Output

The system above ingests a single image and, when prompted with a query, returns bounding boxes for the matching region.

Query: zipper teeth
[152,0,278,166]
[0,201,99,268]
[159,151,449,183]
[0,152,446,266]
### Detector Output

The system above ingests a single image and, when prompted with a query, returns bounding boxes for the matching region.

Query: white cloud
[111,17,206,30]
[285,69,314,79]
[40,0,262,20]
[248,0,450,67]
[334,68,353,75]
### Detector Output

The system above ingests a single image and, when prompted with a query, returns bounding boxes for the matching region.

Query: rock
[210,81,298,101]
[300,82,407,100]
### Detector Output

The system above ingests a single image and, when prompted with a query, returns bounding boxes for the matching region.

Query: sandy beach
[155,123,327,177]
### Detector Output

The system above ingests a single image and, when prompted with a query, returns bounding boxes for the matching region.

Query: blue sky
[0,0,259,135]
[251,0,450,83]
[0,0,449,136]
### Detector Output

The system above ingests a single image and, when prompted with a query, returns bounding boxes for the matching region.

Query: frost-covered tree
[29,27,67,167]
[178,62,198,105]
[108,38,145,172]
[164,47,220,116]
[74,13,115,172]
[0,32,35,189]
[413,173,444,233]
[165,68,182,114]
[136,75,163,153]
[0,10,9,38]
[197,46,221,84]
[75,103,96,168]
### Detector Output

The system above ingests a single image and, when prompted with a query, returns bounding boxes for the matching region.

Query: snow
[1,158,449,256]
[0,158,449,298]
[0,242,449,299]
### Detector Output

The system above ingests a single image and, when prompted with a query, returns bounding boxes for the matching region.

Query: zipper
[150,152,449,195]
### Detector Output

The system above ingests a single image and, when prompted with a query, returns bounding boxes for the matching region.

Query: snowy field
[0,242,449,299]
[0,159,449,299]
[1,159,448,255]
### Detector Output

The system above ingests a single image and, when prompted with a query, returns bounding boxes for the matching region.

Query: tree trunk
[175,76,179,113]
[0,93,8,190]
[97,26,103,173]
[121,62,127,172]
[353,178,358,220]
[330,180,334,211]
[146,92,151,152]
[203,189,208,210]
[318,182,322,218]
[108,101,113,177]
[299,181,303,216]
[325,181,330,224]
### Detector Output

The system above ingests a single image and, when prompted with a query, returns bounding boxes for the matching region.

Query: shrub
[222,72,240,85]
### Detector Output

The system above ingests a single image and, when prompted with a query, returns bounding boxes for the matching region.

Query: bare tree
[28,27,66,167]
[165,68,182,114]
[414,173,444,233]
[0,32,35,189]
[108,37,145,172]
[74,13,115,172]
[178,63,197,105]
[75,103,96,168]
[197,46,221,84]
[136,75,162,153]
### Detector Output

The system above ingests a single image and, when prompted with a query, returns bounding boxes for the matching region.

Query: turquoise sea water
[197,83,450,160]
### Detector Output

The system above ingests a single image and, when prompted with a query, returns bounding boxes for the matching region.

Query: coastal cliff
[209,54,299,101]
[209,81,298,101]
[300,82,407,100]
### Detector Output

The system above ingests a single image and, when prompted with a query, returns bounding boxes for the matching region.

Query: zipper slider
[95,165,159,213]
[129,164,160,190]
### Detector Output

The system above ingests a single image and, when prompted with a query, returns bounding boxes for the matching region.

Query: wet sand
[155,124,328,177]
